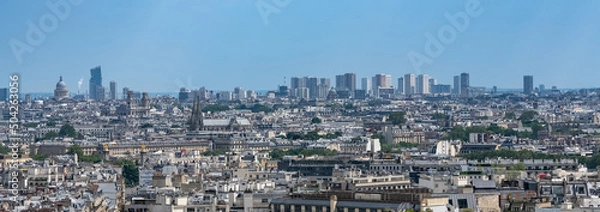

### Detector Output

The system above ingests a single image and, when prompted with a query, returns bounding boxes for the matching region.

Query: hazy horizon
[2,0,599,93]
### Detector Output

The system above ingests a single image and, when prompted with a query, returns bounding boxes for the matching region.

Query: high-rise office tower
[306,77,318,99]
[179,88,191,102]
[416,74,430,95]
[397,77,404,94]
[290,77,306,90]
[89,66,104,100]
[523,75,534,94]
[122,87,129,99]
[109,81,117,100]
[404,74,415,95]
[429,78,437,86]
[372,74,392,90]
[0,88,7,101]
[319,78,330,88]
[460,73,469,98]
[361,77,372,93]
[453,75,460,95]
[335,73,356,92]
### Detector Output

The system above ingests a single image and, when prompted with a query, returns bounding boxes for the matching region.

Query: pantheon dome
[54,76,69,99]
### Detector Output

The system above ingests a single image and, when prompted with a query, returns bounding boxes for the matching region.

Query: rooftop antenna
[283,77,286,86]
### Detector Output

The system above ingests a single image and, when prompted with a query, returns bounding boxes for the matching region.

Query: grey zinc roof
[270,198,415,210]
[204,119,230,126]
[471,179,497,189]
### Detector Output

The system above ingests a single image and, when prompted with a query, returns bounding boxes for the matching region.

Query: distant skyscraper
[404,74,415,95]
[523,75,534,94]
[361,77,372,93]
[179,88,191,102]
[453,75,460,95]
[0,88,7,101]
[89,66,104,100]
[335,73,356,94]
[306,77,318,99]
[344,73,356,92]
[460,73,470,98]
[416,74,430,95]
[109,81,117,100]
[122,87,129,99]
[397,77,404,94]
[372,74,392,90]
[290,77,306,90]
[428,78,437,86]
[319,78,330,88]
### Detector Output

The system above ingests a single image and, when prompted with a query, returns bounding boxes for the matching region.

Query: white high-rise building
[404,74,415,95]
[416,74,430,95]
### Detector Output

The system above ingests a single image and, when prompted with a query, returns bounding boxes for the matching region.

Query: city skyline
[2,1,600,92]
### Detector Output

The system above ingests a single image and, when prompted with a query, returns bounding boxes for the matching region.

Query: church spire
[188,94,204,131]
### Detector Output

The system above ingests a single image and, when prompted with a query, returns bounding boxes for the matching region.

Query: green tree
[23,123,38,128]
[371,133,387,143]
[431,113,447,120]
[0,146,11,154]
[504,112,516,120]
[139,123,153,129]
[68,145,84,156]
[202,149,228,156]
[47,121,56,127]
[32,154,48,161]
[311,117,322,124]
[43,131,59,140]
[519,110,538,122]
[59,124,77,137]
[115,159,139,187]
[389,111,407,125]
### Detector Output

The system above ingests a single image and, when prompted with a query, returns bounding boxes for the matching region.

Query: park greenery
[31,154,48,161]
[278,131,342,140]
[381,142,419,153]
[388,111,407,125]
[68,145,103,163]
[202,149,229,156]
[59,124,78,138]
[23,123,38,128]
[431,113,448,120]
[461,149,600,169]
[270,148,338,160]
[237,104,274,113]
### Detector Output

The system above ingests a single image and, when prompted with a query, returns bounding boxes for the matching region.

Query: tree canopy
[311,117,322,124]
[59,124,77,138]
[115,159,139,187]
[389,111,407,125]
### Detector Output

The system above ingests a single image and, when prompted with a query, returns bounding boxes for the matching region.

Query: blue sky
[1,0,599,93]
